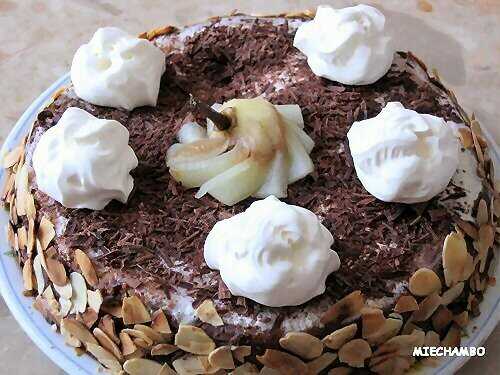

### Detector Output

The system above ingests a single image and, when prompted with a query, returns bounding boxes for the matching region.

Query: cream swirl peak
[71,27,166,110]
[32,107,138,210]
[347,102,460,204]
[293,4,394,85]
[204,196,340,307]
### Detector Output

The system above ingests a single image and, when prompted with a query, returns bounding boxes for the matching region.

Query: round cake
[2,8,497,375]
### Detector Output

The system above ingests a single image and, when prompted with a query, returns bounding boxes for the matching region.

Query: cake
[1,6,497,375]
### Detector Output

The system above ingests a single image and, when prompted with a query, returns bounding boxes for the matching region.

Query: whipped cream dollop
[347,102,460,203]
[293,5,394,85]
[32,107,138,210]
[71,27,166,110]
[204,196,340,307]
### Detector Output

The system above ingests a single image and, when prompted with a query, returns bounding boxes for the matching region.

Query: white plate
[0,74,498,375]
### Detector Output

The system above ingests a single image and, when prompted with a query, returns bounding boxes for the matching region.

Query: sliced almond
[361,307,385,338]
[61,320,82,348]
[477,199,489,225]
[411,293,442,322]
[22,259,35,294]
[259,367,281,375]
[232,362,259,374]
[122,295,151,325]
[151,343,178,356]
[365,313,403,346]
[231,345,251,363]
[38,216,55,250]
[87,289,103,314]
[424,331,440,347]
[338,339,372,368]
[123,358,168,375]
[17,226,27,250]
[86,343,122,372]
[257,349,308,374]
[195,299,224,326]
[102,302,123,318]
[133,324,166,344]
[121,329,154,348]
[15,163,29,216]
[69,272,88,314]
[61,318,98,346]
[208,346,235,369]
[100,315,120,345]
[174,325,215,355]
[441,282,464,305]
[93,327,123,362]
[133,337,153,349]
[408,268,441,296]
[172,355,218,374]
[431,306,453,332]
[370,356,412,375]
[457,128,473,149]
[81,307,99,328]
[25,192,36,220]
[453,311,469,328]
[3,146,23,168]
[151,309,171,334]
[443,232,474,286]
[1,170,15,200]
[45,257,67,287]
[59,298,72,318]
[328,367,352,375]
[75,249,98,288]
[307,352,337,374]
[7,222,15,248]
[54,281,72,300]
[478,224,495,272]
[120,331,138,356]
[27,218,35,254]
[441,324,461,348]
[124,348,145,361]
[372,330,425,359]
[321,291,364,325]
[279,332,323,360]
[33,295,61,325]
[322,323,357,350]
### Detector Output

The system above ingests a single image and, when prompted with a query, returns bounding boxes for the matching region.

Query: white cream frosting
[347,102,460,203]
[71,27,166,110]
[32,107,138,210]
[293,4,394,85]
[204,196,340,307]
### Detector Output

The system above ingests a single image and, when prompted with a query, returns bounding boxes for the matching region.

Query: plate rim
[0,73,498,375]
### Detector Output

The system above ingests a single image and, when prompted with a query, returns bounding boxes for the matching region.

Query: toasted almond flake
[259,367,281,375]
[457,128,473,149]
[38,216,55,250]
[394,295,418,313]
[174,325,215,355]
[88,289,103,314]
[59,298,72,318]
[322,323,357,350]
[456,219,478,240]
[120,332,138,356]
[122,329,154,347]
[431,306,453,333]
[424,331,440,347]
[54,281,73,300]
[1,171,15,200]
[441,282,464,305]
[173,355,214,374]
[69,272,88,314]
[33,295,61,325]
[361,307,385,338]
[321,290,364,325]
[3,146,23,168]
[441,325,461,348]
[42,285,56,301]
[478,224,495,272]
[365,314,403,346]
[232,362,259,374]
[411,293,442,322]
[372,330,425,360]
[25,192,36,220]
[370,356,412,375]
[75,249,99,288]
[82,308,98,327]
[195,299,224,326]
[151,343,178,356]
[453,311,469,328]
[15,163,29,216]
[61,320,82,348]
[158,364,177,375]
[477,199,489,225]
[134,337,153,349]
[17,226,27,250]
[27,218,35,254]
[338,339,372,368]
[208,346,235,369]
[408,268,442,296]
[45,254,67,287]
[22,259,35,293]
[443,232,474,287]
[279,332,323,360]
[133,324,166,344]
[123,358,167,375]
[86,343,122,372]
[122,295,151,325]
[61,318,98,346]
[124,348,145,361]
[8,193,17,225]
[328,367,352,375]
[307,352,337,374]
[7,222,15,248]
[100,315,120,345]
[93,327,123,362]
[151,309,171,334]
[257,349,308,374]
[231,345,251,363]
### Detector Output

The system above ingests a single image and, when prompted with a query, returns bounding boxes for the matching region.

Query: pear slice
[275,104,305,129]
[170,143,250,188]
[284,123,314,184]
[177,122,207,144]
[167,137,229,166]
[253,149,289,198]
[196,158,268,205]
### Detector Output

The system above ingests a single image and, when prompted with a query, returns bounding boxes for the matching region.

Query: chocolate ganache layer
[23,15,483,347]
